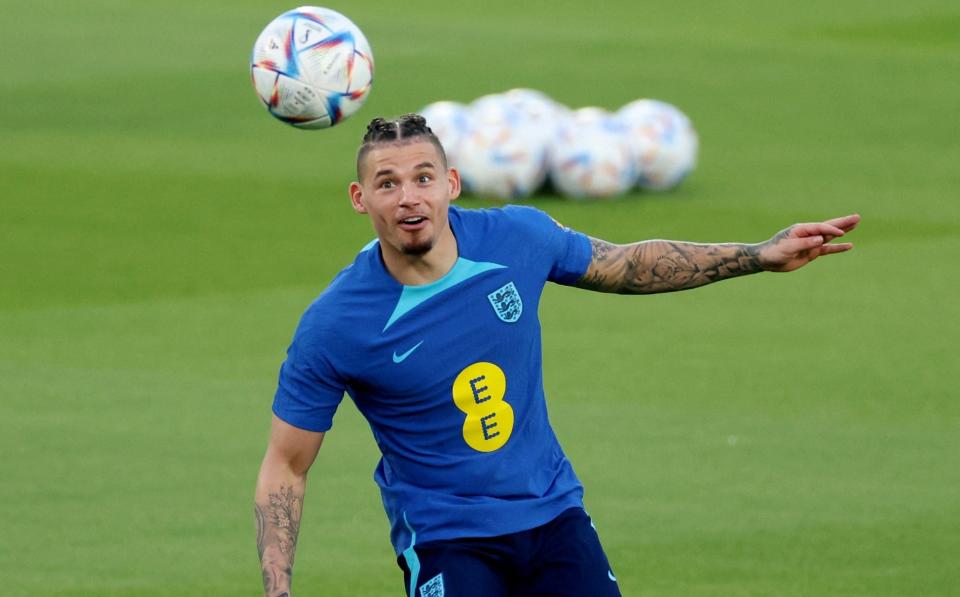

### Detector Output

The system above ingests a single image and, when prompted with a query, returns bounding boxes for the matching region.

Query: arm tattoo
[575,237,763,294]
[255,485,303,597]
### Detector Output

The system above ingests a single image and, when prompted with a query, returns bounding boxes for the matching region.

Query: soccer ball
[500,88,568,160]
[456,94,551,200]
[548,108,637,199]
[618,99,698,190]
[419,101,471,168]
[250,6,374,129]
[501,88,568,134]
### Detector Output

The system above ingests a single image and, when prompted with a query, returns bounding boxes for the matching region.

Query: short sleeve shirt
[273,205,592,554]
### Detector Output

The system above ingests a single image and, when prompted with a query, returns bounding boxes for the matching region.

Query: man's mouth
[399,216,427,228]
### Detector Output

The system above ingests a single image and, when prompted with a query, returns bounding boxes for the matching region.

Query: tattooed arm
[575,214,860,294]
[255,415,325,597]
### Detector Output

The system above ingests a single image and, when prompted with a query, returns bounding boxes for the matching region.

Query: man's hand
[756,214,861,273]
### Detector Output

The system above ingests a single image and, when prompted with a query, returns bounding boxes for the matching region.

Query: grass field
[2,1,958,595]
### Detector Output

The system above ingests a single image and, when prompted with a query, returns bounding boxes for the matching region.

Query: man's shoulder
[296,243,391,333]
[452,203,550,224]
[452,204,558,243]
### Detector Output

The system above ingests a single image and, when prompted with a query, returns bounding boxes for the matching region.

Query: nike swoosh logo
[608,570,617,582]
[392,341,424,363]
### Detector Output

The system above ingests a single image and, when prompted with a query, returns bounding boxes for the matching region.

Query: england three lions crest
[487,282,523,323]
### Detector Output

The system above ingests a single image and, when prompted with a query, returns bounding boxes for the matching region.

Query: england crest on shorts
[487,281,522,323]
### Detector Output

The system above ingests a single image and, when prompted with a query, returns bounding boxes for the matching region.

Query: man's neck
[382,226,458,286]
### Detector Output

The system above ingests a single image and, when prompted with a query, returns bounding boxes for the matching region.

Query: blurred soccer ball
[250,6,374,129]
[419,101,471,168]
[618,99,698,190]
[501,88,568,166]
[548,108,637,199]
[456,94,551,200]
[501,89,568,140]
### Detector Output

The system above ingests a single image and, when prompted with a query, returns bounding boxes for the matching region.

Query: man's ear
[349,181,367,214]
[447,167,462,202]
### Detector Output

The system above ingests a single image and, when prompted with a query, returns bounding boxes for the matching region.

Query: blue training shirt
[273,204,593,555]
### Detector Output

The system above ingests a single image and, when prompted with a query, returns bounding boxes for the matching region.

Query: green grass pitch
[1,1,958,594]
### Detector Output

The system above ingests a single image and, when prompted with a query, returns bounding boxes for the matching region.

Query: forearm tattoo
[576,237,763,294]
[255,485,303,597]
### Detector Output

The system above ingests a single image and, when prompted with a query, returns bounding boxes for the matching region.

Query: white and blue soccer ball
[500,88,569,165]
[419,101,471,168]
[548,108,637,199]
[501,88,568,138]
[455,94,552,200]
[250,6,374,129]
[618,99,698,191]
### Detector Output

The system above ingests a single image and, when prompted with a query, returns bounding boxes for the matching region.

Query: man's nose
[397,183,421,205]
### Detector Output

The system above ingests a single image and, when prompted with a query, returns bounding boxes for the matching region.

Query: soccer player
[254,114,860,596]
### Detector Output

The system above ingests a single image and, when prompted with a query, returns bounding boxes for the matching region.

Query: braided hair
[356,114,448,179]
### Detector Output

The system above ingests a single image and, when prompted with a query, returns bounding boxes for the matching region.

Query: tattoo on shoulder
[575,238,619,291]
[590,237,614,262]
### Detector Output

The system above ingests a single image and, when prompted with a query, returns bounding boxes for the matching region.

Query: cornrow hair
[356,113,448,179]
[362,114,433,143]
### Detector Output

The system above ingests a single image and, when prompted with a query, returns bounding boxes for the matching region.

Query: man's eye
[380,180,395,189]
[418,175,432,183]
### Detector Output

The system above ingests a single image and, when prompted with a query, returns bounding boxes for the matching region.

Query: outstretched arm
[255,416,325,597]
[575,214,860,294]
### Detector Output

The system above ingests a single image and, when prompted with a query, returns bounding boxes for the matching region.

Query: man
[255,114,860,596]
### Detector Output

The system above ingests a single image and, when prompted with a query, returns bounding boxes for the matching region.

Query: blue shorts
[397,507,621,596]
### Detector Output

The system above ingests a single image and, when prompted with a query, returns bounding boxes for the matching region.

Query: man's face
[350,140,460,258]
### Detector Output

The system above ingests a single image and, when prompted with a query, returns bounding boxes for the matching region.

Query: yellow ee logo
[452,362,514,452]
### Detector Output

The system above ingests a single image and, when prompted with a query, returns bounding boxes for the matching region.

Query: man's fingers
[824,214,861,232]
[819,242,853,256]
[792,223,846,238]
[793,235,825,250]
[787,215,861,240]
[792,235,854,255]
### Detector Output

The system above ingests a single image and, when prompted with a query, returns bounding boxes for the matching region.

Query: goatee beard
[401,240,433,256]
